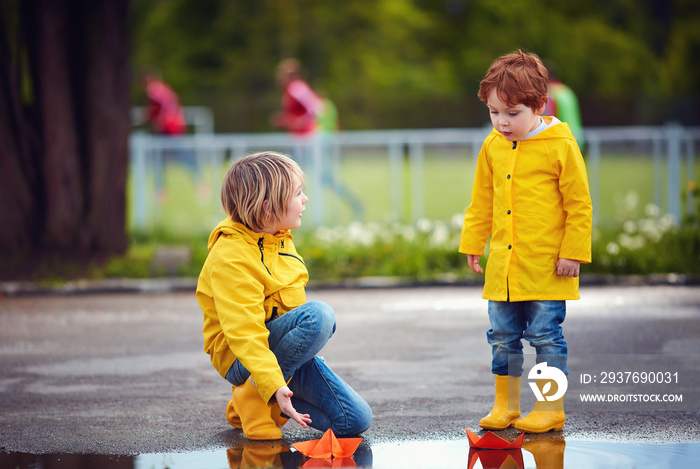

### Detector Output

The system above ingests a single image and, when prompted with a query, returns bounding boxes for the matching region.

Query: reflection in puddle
[363,439,700,468]
[2,439,699,468]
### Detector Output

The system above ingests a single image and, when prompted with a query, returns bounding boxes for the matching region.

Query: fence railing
[129,124,699,233]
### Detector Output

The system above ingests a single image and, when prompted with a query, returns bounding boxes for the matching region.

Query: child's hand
[556,258,580,277]
[467,254,484,274]
[275,385,312,428]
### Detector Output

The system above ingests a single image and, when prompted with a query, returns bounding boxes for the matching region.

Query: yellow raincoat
[459,118,592,301]
[196,218,308,403]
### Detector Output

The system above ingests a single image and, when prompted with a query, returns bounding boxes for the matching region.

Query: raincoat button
[507,174,511,179]
[507,210,511,214]
[508,245,512,249]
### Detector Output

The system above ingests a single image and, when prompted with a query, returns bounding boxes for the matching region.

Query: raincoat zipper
[508,140,516,296]
[280,252,306,266]
[257,237,271,275]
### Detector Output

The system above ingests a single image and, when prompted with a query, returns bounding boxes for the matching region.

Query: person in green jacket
[545,63,584,147]
[196,152,371,440]
[460,50,592,433]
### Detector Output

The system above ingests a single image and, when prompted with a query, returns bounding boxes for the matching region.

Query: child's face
[486,88,545,142]
[271,175,307,233]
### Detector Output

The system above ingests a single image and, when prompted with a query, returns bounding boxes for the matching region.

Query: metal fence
[129,123,699,234]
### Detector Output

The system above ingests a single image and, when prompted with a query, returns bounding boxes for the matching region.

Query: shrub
[95,193,698,281]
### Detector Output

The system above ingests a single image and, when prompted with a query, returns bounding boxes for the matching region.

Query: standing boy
[460,50,592,433]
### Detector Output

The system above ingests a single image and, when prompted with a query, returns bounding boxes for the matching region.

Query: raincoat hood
[206,218,292,251]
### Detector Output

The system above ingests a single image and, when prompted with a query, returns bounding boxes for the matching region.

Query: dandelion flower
[606,242,620,255]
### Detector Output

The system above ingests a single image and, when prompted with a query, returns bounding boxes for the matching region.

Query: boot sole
[479,423,514,430]
[513,422,565,433]
[243,431,283,441]
[479,418,520,430]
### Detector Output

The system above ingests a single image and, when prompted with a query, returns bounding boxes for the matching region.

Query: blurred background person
[272,58,324,137]
[142,71,198,202]
[545,64,584,148]
[272,59,363,220]
[144,70,186,136]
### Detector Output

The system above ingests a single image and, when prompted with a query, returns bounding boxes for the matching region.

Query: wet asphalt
[0,283,699,455]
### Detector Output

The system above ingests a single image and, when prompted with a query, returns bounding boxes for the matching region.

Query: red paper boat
[293,429,363,459]
[466,429,524,450]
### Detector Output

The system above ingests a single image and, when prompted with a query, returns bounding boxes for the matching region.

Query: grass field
[128,147,698,239]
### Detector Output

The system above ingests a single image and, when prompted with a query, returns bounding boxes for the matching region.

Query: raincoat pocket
[278,286,307,313]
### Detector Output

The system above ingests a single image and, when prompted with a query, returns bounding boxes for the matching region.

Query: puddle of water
[1,439,699,469]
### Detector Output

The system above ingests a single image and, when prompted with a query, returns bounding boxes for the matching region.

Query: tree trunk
[0,2,40,256]
[31,0,86,251]
[76,0,131,254]
[0,0,130,277]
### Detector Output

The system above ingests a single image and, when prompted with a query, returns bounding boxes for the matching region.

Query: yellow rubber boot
[232,379,286,440]
[479,375,521,430]
[270,402,289,428]
[227,384,289,431]
[514,380,566,433]
[226,385,242,429]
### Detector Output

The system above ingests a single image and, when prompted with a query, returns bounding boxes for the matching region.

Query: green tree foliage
[130,0,700,131]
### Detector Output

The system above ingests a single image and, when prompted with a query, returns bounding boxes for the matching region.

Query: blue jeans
[487,300,568,377]
[225,301,372,436]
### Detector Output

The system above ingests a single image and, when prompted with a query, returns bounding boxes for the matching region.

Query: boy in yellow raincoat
[196,152,371,440]
[460,51,592,433]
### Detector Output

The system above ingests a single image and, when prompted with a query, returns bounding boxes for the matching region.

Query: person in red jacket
[271,58,324,136]
[272,59,363,219]
[142,71,195,202]
[144,72,186,136]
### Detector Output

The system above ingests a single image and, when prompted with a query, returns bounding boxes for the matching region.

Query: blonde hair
[221,152,304,231]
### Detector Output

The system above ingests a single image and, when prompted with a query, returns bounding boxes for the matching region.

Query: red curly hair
[478,50,549,111]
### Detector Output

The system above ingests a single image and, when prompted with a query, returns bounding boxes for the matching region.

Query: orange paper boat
[301,457,357,468]
[466,429,524,450]
[467,448,524,469]
[293,429,363,459]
